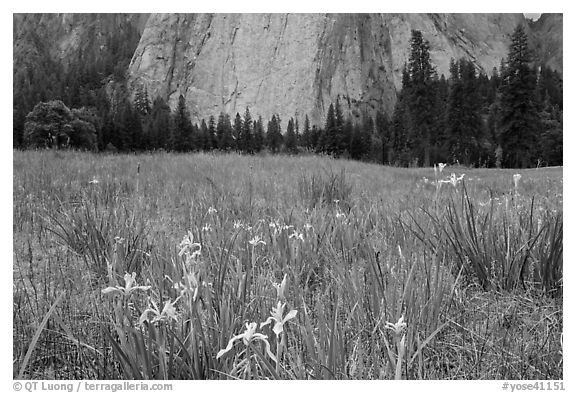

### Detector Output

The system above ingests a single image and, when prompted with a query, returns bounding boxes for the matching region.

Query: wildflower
[336,211,346,219]
[513,174,522,189]
[207,206,218,215]
[441,173,465,188]
[422,177,429,184]
[273,274,288,300]
[217,322,276,362]
[139,297,179,325]
[386,315,407,336]
[260,301,298,336]
[233,220,243,230]
[102,272,151,296]
[438,163,446,173]
[202,224,212,232]
[178,230,201,257]
[303,223,313,231]
[88,178,99,185]
[249,235,266,247]
[289,231,304,241]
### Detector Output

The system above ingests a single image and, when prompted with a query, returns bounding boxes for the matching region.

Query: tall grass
[13,150,563,379]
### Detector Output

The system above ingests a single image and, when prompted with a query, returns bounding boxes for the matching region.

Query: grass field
[13,149,563,380]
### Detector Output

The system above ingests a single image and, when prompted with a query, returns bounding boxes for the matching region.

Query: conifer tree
[301,114,311,150]
[208,115,218,150]
[242,107,254,153]
[311,125,321,152]
[266,114,283,153]
[253,116,265,152]
[285,117,298,154]
[334,98,346,155]
[199,119,209,150]
[498,24,540,168]
[376,111,391,164]
[233,113,243,152]
[216,113,232,150]
[173,94,193,152]
[148,97,171,150]
[391,87,409,166]
[322,103,336,154]
[406,30,436,166]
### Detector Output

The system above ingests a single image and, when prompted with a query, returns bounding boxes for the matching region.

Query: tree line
[386,25,562,168]
[14,23,562,168]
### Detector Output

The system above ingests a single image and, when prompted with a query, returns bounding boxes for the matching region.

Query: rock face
[127,13,533,125]
[13,13,149,71]
[529,13,563,73]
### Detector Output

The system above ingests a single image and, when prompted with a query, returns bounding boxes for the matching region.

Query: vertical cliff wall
[127,13,528,125]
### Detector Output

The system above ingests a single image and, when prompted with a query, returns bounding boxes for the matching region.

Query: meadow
[13,149,563,380]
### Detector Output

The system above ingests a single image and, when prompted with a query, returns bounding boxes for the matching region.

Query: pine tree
[233,113,243,152]
[173,95,193,152]
[199,119,209,150]
[322,103,336,154]
[342,117,353,156]
[376,111,391,164]
[285,117,298,154]
[361,114,374,154]
[242,107,254,153]
[406,30,436,166]
[391,87,409,166]
[294,117,300,146]
[498,24,540,168]
[301,114,311,150]
[253,116,265,153]
[216,113,232,150]
[433,74,449,163]
[148,97,171,150]
[266,114,283,153]
[446,58,482,164]
[334,98,346,155]
[115,100,135,151]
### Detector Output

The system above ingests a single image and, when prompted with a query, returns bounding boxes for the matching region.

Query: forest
[13,24,563,168]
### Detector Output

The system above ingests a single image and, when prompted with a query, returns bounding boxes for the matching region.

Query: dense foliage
[14,24,562,168]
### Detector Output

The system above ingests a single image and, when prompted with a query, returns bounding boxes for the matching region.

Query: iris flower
[260,301,298,336]
[289,231,304,241]
[386,315,407,336]
[216,322,277,362]
[102,272,151,296]
[272,274,288,300]
[178,230,201,257]
[249,235,266,247]
[139,298,179,325]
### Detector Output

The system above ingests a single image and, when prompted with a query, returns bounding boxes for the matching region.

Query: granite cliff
[127,13,534,125]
